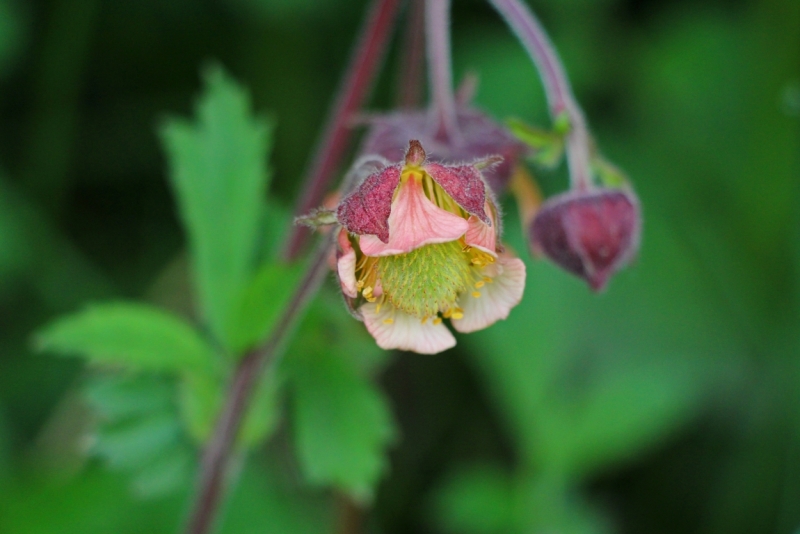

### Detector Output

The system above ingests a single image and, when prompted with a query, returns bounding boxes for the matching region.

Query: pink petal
[336,229,358,298]
[425,162,490,224]
[452,257,526,333]
[361,302,456,354]
[359,176,469,256]
[465,214,497,255]
[337,165,402,242]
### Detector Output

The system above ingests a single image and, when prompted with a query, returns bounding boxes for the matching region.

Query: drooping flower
[530,187,641,291]
[335,140,526,354]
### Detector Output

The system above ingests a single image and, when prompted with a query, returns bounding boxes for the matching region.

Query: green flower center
[377,241,472,319]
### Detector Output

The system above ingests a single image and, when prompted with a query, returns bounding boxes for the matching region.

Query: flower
[335,140,526,354]
[357,106,527,194]
[530,187,641,291]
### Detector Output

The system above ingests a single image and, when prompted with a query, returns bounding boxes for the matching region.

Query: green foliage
[160,65,274,350]
[432,464,517,534]
[228,262,303,354]
[35,302,217,374]
[285,292,395,502]
[85,374,194,498]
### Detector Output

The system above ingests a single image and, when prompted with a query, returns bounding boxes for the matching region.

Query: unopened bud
[530,188,640,291]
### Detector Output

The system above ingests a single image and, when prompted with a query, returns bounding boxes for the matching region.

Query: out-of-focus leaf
[0,0,23,76]
[93,414,181,471]
[239,369,282,448]
[516,473,610,534]
[536,357,705,476]
[432,464,518,534]
[286,332,395,502]
[178,370,225,443]
[84,374,194,499]
[130,446,193,499]
[228,261,303,353]
[506,118,565,168]
[160,65,273,350]
[35,302,217,373]
[85,375,173,421]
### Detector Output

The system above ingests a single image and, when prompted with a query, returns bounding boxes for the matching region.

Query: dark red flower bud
[530,188,641,291]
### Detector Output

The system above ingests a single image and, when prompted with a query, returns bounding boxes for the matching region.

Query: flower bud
[530,188,640,291]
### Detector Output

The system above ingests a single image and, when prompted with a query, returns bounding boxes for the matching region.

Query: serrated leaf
[287,347,395,502]
[228,261,303,353]
[160,65,273,350]
[35,302,217,373]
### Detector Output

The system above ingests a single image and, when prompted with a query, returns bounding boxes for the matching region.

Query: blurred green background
[0,0,799,532]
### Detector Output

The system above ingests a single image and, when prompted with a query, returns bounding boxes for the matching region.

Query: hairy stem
[185,234,335,534]
[284,0,402,261]
[487,0,593,190]
[425,0,459,143]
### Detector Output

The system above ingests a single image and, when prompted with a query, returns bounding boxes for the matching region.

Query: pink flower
[335,140,526,354]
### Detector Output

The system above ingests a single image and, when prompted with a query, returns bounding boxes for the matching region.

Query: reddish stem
[425,0,459,143]
[284,0,402,260]
[397,0,426,108]
[184,234,335,534]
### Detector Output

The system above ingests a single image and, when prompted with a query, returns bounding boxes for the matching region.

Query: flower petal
[452,256,526,333]
[359,176,469,256]
[336,229,358,298]
[337,165,402,242]
[465,214,496,255]
[425,162,490,224]
[362,302,456,354]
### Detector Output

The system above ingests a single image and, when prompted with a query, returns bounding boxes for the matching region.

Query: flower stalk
[425,0,459,143]
[284,0,402,261]
[486,0,593,191]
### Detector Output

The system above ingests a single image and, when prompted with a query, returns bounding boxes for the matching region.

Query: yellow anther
[451,311,464,320]
[362,286,373,298]
[383,318,394,325]
[472,291,481,298]
[483,276,493,283]
[474,281,485,288]
[433,317,443,325]
[442,308,453,319]
[421,316,429,324]
[356,279,365,289]
[376,302,382,314]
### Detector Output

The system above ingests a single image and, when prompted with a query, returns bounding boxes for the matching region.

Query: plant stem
[486,0,593,190]
[185,233,335,534]
[397,0,426,108]
[425,0,459,143]
[284,0,402,261]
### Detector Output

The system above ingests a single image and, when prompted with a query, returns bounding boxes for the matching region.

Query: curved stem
[284,0,402,261]
[425,0,459,143]
[397,0,426,108]
[486,0,593,190]
[185,234,335,534]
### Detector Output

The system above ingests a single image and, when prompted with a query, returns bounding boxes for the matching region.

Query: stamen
[383,318,394,324]
[471,291,481,298]
[474,281,485,288]
[442,308,453,319]
[433,317,443,325]
[483,276,493,283]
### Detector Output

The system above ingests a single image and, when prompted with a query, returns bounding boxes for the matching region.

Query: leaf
[93,414,181,471]
[432,464,518,534]
[239,369,282,448]
[160,65,273,350]
[536,358,705,477]
[35,302,217,373]
[506,118,565,169]
[178,370,225,444]
[228,261,303,353]
[287,345,395,502]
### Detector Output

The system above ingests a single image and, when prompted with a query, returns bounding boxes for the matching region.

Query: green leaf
[536,358,705,477]
[228,261,303,353]
[178,370,225,444]
[160,65,273,350]
[432,465,518,534]
[506,118,565,168]
[239,369,282,448]
[93,414,181,471]
[35,302,217,373]
[287,346,395,502]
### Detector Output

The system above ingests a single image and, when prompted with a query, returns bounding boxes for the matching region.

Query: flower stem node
[530,188,641,292]
[334,140,526,354]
